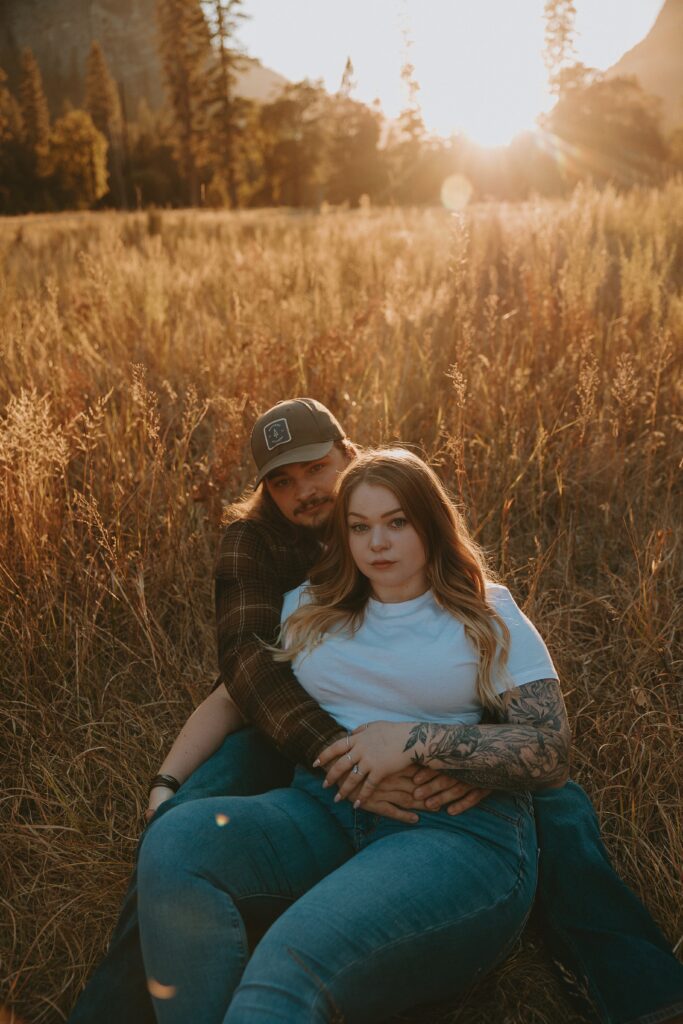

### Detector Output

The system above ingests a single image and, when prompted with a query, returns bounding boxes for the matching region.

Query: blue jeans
[67,729,683,1024]
[136,766,537,1023]
[68,729,294,1024]
[533,783,683,1024]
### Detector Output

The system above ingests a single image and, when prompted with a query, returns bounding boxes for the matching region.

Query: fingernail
[353,800,360,809]
[322,780,329,788]
[334,794,341,803]
[312,759,320,768]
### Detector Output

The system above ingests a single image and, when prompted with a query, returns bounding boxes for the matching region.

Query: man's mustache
[294,497,332,516]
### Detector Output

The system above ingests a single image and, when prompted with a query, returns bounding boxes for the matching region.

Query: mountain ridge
[2,1,681,130]
[606,0,683,127]
[0,0,287,119]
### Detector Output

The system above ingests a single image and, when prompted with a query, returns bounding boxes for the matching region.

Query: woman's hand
[315,722,415,805]
[144,785,176,824]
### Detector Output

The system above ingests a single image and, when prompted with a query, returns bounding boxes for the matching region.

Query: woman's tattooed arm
[404,679,571,792]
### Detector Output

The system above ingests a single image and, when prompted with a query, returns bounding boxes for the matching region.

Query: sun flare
[406,3,553,146]
[241,0,663,149]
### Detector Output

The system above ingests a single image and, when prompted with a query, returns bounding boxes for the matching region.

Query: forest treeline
[1,0,682,214]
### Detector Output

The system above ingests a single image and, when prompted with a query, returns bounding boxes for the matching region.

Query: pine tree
[85,41,126,205]
[398,57,425,148]
[547,74,667,185]
[127,99,184,207]
[258,81,327,206]
[0,67,28,212]
[85,42,122,137]
[0,67,23,145]
[543,0,582,95]
[339,56,356,99]
[19,48,51,178]
[204,0,248,207]
[388,52,426,203]
[327,59,385,206]
[156,0,212,205]
[50,109,108,209]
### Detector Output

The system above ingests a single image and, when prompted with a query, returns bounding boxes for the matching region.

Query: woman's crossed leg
[138,786,352,1024]
[138,786,537,1024]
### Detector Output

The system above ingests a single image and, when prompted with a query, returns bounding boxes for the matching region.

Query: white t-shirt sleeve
[281,583,312,628]
[281,586,299,623]
[488,584,559,692]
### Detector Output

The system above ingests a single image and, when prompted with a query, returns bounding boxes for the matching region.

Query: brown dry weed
[1,188,682,1022]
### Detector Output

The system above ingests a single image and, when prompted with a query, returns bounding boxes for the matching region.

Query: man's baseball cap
[251,398,345,484]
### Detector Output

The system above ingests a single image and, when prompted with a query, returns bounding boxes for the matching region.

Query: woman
[138,449,570,1023]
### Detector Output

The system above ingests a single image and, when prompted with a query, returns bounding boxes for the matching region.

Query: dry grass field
[1,187,682,1023]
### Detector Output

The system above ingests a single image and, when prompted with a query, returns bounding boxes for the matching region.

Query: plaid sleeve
[214,521,345,766]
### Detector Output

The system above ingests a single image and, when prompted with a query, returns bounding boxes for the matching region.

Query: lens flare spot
[215,813,230,827]
[147,978,177,1000]
[440,174,473,210]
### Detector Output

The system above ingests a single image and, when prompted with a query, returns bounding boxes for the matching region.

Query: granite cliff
[0,0,286,119]
[606,0,683,127]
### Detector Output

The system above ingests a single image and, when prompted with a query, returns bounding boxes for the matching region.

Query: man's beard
[294,496,332,520]
[293,497,333,539]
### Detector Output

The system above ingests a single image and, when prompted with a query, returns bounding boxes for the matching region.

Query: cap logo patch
[264,417,292,451]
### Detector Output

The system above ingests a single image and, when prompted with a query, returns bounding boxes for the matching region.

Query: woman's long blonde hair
[277,448,511,715]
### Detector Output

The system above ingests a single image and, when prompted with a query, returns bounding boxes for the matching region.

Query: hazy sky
[239,0,663,145]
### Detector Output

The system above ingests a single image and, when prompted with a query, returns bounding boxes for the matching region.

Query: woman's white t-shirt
[280,583,558,732]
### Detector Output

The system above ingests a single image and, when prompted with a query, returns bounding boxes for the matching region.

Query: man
[69,398,683,1024]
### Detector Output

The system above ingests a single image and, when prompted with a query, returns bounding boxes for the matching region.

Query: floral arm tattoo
[404,679,571,792]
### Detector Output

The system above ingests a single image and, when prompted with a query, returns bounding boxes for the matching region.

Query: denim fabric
[67,729,294,1024]
[136,767,537,1024]
[533,782,683,1024]
[67,732,683,1024]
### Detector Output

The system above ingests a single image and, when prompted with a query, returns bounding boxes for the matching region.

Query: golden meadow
[1,186,682,1023]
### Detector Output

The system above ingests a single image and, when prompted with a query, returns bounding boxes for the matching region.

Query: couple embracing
[70,399,683,1024]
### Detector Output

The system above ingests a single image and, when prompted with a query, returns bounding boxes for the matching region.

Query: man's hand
[412,767,492,815]
[348,767,439,824]
[340,765,491,817]
[315,748,491,821]
[313,734,493,818]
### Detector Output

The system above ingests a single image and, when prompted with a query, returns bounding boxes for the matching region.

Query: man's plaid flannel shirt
[214,515,345,766]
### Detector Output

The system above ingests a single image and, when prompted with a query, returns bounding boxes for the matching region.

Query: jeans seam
[478,804,524,826]
[311,813,534,1019]
[483,884,536,973]
[286,947,346,1023]
[227,896,249,977]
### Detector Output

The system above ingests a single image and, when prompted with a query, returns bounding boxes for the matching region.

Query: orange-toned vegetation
[1,187,681,1023]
